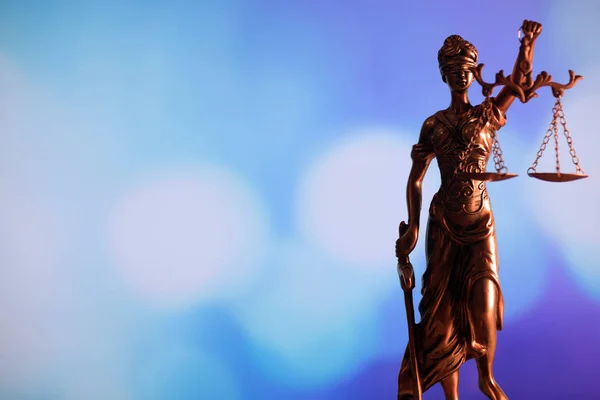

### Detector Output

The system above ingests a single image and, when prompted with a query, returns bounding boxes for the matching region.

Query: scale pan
[456,172,519,182]
[527,172,588,182]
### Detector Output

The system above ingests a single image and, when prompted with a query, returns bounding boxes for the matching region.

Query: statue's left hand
[520,20,542,45]
[396,221,418,259]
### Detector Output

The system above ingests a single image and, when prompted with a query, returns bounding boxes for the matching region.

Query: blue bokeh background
[1,1,599,399]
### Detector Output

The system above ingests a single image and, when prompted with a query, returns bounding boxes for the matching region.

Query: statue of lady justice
[394,21,543,400]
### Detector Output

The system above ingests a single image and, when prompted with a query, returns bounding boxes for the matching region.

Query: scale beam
[471,64,583,102]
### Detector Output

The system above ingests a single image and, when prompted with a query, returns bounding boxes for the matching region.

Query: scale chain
[557,99,585,175]
[491,130,508,174]
[554,109,560,174]
[528,98,586,176]
[528,101,560,174]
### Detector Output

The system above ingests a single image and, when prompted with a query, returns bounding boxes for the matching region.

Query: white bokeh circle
[60,368,131,400]
[296,129,439,269]
[234,240,383,388]
[134,343,240,400]
[0,183,66,388]
[108,165,269,309]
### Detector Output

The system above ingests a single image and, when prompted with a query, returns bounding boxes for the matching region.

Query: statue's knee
[471,278,497,311]
[470,278,498,332]
[478,374,497,389]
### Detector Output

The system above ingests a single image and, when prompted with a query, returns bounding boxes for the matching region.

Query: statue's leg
[440,370,459,400]
[397,354,416,400]
[470,277,508,400]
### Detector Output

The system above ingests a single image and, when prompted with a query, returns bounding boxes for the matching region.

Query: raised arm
[494,20,542,114]
[396,116,436,261]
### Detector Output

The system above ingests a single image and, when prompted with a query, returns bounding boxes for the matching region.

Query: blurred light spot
[549,2,600,68]
[489,185,549,320]
[61,373,131,400]
[525,90,600,301]
[0,184,66,388]
[53,300,140,400]
[296,129,439,270]
[234,240,381,388]
[372,287,410,362]
[108,165,269,309]
[134,344,240,400]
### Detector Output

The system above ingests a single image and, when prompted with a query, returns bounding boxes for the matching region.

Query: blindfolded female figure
[396,21,542,400]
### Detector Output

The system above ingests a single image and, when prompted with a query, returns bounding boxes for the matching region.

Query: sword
[398,222,423,400]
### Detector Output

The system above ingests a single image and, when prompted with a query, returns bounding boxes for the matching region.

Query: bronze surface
[394,20,585,400]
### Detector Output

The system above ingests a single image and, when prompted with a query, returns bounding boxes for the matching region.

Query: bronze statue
[394,20,585,400]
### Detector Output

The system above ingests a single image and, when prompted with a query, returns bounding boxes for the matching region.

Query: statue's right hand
[395,220,418,258]
[520,20,542,45]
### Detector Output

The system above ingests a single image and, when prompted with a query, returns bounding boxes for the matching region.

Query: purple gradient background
[0,1,598,399]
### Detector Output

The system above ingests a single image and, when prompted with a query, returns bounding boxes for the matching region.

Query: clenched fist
[395,221,418,259]
[519,20,542,46]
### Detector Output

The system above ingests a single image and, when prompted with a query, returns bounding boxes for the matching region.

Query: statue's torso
[426,101,505,243]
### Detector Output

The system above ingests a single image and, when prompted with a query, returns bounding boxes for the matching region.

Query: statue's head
[438,35,478,92]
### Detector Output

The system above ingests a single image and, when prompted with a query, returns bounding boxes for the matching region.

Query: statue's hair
[438,35,478,75]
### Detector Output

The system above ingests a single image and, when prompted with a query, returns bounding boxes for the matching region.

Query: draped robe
[397,99,507,398]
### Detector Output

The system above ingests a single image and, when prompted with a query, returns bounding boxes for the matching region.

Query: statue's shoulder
[417,113,443,147]
[423,112,443,128]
